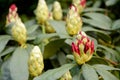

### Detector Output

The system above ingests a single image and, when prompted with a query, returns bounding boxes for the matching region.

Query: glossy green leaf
[93,64,120,70]
[43,39,65,59]
[27,24,39,34]
[82,64,98,80]
[0,35,11,54]
[83,13,112,30]
[83,8,106,12]
[9,47,29,80]
[111,19,120,30]
[33,63,75,80]
[95,67,119,80]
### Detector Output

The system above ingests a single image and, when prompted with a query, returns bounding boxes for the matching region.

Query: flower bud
[59,71,72,80]
[45,12,55,33]
[52,1,63,20]
[28,46,44,77]
[72,31,94,65]
[66,5,82,35]
[34,0,49,24]
[11,19,27,48]
[6,4,20,26]
[72,0,86,14]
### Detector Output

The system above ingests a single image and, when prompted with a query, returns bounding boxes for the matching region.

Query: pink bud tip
[70,4,77,12]
[72,42,80,55]
[10,4,17,11]
[80,0,86,7]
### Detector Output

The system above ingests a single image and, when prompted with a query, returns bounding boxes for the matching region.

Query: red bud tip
[91,40,94,54]
[72,42,80,55]
[80,0,86,7]
[10,4,17,11]
[70,4,77,12]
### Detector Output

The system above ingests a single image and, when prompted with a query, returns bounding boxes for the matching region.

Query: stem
[42,24,45,34]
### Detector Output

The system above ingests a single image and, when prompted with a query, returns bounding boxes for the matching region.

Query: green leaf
[33,63,75,80]
[83,8,106,12]
[9,47,29,80]
[1,58,12,80]
[43,39,65,59]
[27,24,39,34]
[83,13,112,30]
[49,20,70,38]
[93,64,120,70]
[0,35,11,54]
[0,47,15,60]
[111,19,120,30]
[82,64,98,80]
[105,0,118,6]
[95,67,119,80]
[34,33,58,44]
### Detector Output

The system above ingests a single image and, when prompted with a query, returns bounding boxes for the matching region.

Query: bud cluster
[72,31,94,65]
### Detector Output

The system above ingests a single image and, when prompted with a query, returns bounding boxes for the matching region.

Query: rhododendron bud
[52,1,63,20]
[34,0,49,24]
[45,12,55,33]
[28,46,44,77]
[72,31,94,65]
[11,19,27,48]
[6,4,20,26]
[72,0,86,14]
[59,71,72,80]
[66,5,82,35]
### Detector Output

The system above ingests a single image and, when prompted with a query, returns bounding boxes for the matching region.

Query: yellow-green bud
[11,19,27,48]
[72,31,94,65]
[45,21,55,33]
[6,4,20,26]
[28,46,44,77]
[72,0,86,14]
[52,1,63,20]
[59,71,72,80]
[66,5,82,35]
[34,0,49,24]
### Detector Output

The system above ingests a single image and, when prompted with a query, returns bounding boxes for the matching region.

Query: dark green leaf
[43,39,65,59]
[33,63,75,80]
[82,64,98,80]
[0,35,11,53]
[9,47,29,80]
[95,67,119,80]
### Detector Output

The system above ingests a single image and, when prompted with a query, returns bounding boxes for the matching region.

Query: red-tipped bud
[72,31,94,65]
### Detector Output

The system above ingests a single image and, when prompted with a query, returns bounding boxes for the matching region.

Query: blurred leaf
[27,24,39,34]
[83,8,106,12]
[34,33,58,44]
[111,19,120,30]
[83,13,112,30]
[93,64,120,70]
[95,67,119,80]
[82,64,98,80]
[98,45,120,62]
[0,58,12,80]
[49,20,70,38]
[93,0,102,8]
[33,63,75,80]
[9,47,29,80]
[0,35,11,54]
[43,39,65,59]
[105,0,118,6]
[25,19,36,28]
[0,47,15,60]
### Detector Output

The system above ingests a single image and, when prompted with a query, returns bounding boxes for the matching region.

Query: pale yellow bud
[28,46,44,77]
[11,19,27,48]
[52,1,63,20]
[66,5,82,35]
[59,71,72,80]
[35,0,49,24]
[45,21,55,33]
